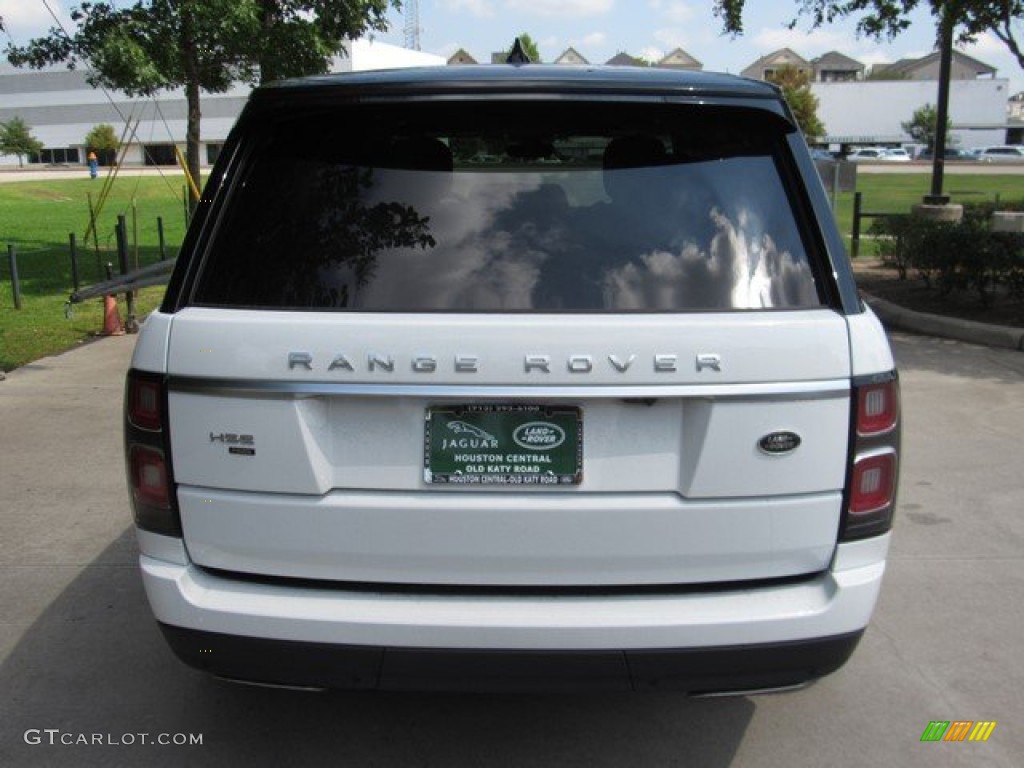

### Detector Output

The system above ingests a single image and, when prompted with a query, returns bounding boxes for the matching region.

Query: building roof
[741,48,812,79]
[447,48,478,65]
[605,52,646,67]
[812,51,864,72]
[656,48,702,70]
[874,49,996,78]
[553,47,589,65]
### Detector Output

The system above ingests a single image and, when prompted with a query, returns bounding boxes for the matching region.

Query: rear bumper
[139,532,889,692]
[159,623,863,693]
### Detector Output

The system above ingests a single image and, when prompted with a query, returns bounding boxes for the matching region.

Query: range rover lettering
[126,62,900,693]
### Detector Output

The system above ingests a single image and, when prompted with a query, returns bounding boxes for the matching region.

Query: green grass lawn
[1,171,1022,371]
[830,172,1024,251]
[0,174,194,371]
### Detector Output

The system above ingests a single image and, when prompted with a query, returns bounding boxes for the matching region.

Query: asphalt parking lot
[0,330,1021,767]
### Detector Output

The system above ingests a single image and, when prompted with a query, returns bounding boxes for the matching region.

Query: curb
[863,293,1024,352]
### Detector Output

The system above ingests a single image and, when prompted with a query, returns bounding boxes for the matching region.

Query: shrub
[871,202,1024,307]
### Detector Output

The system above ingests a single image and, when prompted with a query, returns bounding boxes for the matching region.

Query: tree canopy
[85,123,120,164]
[6,1,396,202]
[714,1,1024,70]
[0,117,45,167]
[766,65,826,139]
[901,103,954,150]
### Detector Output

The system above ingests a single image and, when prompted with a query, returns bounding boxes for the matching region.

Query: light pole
[915,6,962,223]
[924,9,955,206]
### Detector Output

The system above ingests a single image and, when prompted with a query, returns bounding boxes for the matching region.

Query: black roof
[254,64,779,102]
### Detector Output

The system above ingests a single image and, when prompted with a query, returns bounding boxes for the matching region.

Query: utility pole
[404,0,421,51]
[924,10,954,205]
[915,6,962,223]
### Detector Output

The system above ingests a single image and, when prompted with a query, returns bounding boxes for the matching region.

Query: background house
[812,51,864,82]
[870,50,997,81]
[447,48,477,65]
[656,48,703,71]
[605,52,647,67]
[553,47,589,65]
[741,48,812,80]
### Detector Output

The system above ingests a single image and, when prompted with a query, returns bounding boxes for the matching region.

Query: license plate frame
[424,404,583,486]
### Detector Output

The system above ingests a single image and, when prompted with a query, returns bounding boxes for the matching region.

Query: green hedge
[870,200,1024,307]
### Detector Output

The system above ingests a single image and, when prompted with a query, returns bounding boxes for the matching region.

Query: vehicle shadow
[0,527,753,768]
[889,331,1024,383]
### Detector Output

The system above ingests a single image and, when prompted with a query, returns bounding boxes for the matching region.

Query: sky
[2,0,1022,96]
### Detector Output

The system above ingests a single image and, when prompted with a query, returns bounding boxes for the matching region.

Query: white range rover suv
[125,64,900,693]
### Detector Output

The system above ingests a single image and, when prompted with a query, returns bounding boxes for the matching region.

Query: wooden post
[830,161,840,212]
[116,215,139,333]
[157,216,167,261]
[131,197,140,271]
[7,244,22,310]
[851,192,863,259]
[87,191,101,277]
[69,232,81,293]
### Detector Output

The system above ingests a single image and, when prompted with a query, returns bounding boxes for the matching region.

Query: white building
[812,78,1011,150]
[0,40,444,168]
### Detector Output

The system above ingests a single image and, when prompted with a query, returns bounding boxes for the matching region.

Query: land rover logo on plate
[758,431,801,456]
[513,422,566,451]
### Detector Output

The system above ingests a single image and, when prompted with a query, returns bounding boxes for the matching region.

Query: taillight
[857,380,898,437]
[125,370,181,536]
[850,450,897,515]
[841,373,900,541]
[128,376,163,431]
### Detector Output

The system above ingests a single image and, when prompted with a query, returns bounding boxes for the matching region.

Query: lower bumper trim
[158,624,863,694]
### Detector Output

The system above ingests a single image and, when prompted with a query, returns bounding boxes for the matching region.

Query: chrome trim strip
[168,377,849,400]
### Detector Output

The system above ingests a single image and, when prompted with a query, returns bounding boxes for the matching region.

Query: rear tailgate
[167,308,851,586]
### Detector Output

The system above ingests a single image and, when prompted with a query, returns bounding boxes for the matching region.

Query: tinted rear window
[193,102,823,312]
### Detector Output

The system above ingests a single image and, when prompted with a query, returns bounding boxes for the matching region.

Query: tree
[901,103,954,150]
[767,65,826,139]
[714,1,1024,71]
[508,33,542,63]
[85,123,120,165]
[0,117,45,167]
[6,1,396,204]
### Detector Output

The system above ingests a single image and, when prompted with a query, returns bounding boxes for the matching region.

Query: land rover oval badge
[758,431,801,456]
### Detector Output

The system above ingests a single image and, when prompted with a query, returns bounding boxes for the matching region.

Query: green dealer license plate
[425,404,583,486]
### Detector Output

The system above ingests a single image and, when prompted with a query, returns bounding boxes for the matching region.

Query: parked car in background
[879,148,911,163]
[916,147,972,161]
[809,147,836,161]
[977,146,1024,163]
[846,147,888,162]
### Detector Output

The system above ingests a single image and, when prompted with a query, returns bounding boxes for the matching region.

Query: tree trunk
[185,77,201,205]
[259,0,277,85]
[180,1,202,207]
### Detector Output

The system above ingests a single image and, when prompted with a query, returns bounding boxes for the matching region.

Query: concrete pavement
[1,330,1022,767]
